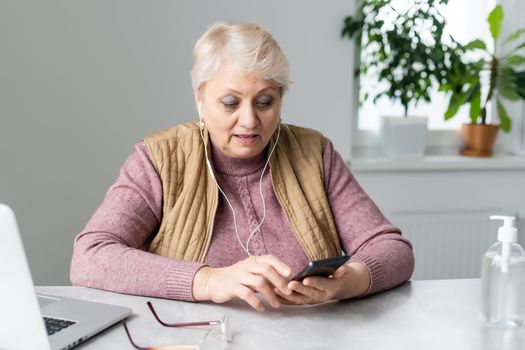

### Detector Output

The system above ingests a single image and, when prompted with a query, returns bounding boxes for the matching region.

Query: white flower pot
[381,116,428,159]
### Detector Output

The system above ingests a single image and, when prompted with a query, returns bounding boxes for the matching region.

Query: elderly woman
[70,22,414,311]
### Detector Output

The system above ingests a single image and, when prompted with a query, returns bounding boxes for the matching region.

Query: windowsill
[349,154,525,172]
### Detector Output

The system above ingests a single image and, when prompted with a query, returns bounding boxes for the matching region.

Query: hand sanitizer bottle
[480,215,525,327]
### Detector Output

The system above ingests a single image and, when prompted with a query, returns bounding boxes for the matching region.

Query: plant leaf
[500,85,522,101]
[488,5,504,40]
[496,99,512,133]
[506,55,525,66]
[438,83,453,92]
[469,88,481,122]
[444,92,464,120]
[464,81,481,102]
[504,28,525,45]
[509,41,525,55]
[463,39,487,50]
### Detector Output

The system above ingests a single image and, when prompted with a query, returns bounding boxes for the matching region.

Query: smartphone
[292,255,350,281]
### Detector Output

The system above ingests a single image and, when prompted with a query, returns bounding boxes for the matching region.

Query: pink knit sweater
[70,138,414,301]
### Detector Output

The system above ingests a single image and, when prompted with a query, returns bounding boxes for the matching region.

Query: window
[353,0,502,156]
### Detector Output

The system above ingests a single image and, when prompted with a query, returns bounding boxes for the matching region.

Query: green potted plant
[342,0,454,158]
[440,4,525,157]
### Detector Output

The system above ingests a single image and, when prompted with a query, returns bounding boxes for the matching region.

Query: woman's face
[196,58,282,158]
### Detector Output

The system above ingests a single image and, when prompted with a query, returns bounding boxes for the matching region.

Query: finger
[235,285,265,312]
[274,287,309,305]
[242,274,281,308]
[250,262,292,296]
[303,276,329,290]
[332,265,348,279]
[288,280,326,302]
[302,276,338,300]
[275,294,296,305]
[253,255,292,279]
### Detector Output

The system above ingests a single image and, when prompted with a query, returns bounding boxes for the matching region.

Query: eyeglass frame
[122,301,231,350]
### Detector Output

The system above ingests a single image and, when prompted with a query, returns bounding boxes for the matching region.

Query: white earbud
[198,102,205,129]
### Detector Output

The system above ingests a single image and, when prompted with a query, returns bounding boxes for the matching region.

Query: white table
[38,279,525,350]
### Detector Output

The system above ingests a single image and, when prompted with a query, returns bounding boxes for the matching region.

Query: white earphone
[197,101,281,256]
[197,101,215,180]
[198,102,205,129]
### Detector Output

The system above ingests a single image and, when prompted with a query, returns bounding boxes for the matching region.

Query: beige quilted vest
[143,121,342,262]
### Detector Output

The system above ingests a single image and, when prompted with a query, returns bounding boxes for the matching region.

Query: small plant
[341,0,455,116]
[440,4,525,133]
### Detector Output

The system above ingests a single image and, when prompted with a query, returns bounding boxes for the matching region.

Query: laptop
[0,204,132,350]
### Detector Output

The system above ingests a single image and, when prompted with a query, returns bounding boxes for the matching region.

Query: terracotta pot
[460,124,499,157]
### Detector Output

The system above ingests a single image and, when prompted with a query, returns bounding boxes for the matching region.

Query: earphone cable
[244,122,280,253]
[200,125,250,256]
[199,120,281,256]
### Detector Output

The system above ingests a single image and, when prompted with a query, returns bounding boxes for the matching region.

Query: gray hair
[191,22,291,96]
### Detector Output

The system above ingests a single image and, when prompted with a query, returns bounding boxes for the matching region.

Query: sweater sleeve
[69,142,206,301]
[322,139,415,295]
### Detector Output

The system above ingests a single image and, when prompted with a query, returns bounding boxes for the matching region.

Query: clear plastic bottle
[480,215,525,327]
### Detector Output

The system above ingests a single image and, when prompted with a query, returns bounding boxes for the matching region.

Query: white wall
[0,0,355,284]
[353,166,525,280]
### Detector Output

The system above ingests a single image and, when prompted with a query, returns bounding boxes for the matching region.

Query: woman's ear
[195,94,205,129]
[193,90,202,117]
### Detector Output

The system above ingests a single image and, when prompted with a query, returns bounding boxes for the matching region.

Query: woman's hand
[192,255,293,311]
[275,262,371,305]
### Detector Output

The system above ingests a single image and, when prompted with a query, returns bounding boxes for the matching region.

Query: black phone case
[292,255,350,281]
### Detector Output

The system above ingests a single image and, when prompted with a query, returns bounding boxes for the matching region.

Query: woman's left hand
[275,262,371,305]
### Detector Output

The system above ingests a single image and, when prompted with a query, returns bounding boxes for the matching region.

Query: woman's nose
[237,104,258,129]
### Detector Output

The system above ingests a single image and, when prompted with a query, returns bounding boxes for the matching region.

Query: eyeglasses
[122,301,231,350]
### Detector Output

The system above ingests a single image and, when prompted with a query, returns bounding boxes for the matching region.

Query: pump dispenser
[480,215,525,327]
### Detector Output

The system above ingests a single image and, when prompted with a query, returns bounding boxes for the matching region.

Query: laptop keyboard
[44,316,76,335]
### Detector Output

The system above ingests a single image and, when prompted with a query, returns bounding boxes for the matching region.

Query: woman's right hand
[192,255,293,311]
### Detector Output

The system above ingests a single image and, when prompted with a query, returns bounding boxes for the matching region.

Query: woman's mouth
[235,134,258,145]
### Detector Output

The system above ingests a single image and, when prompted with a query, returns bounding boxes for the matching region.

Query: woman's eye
[223,102,238,108]
[222,97,239,109]
[256,97,273,108]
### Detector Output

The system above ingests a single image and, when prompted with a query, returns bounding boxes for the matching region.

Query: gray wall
[0,1,355,284]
